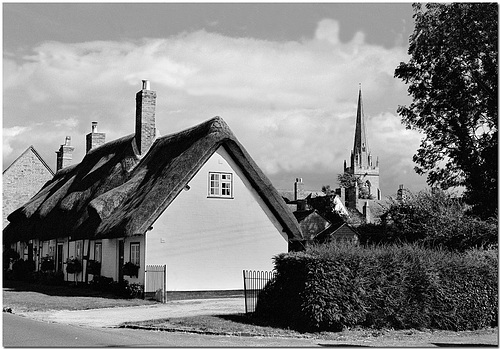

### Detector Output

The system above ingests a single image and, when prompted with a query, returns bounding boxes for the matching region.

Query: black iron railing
[242,270,276,313]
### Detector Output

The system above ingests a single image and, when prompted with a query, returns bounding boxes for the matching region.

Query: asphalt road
[3,313,319,347]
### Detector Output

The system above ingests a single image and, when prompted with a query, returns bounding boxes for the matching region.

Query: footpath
[17,297,245,328]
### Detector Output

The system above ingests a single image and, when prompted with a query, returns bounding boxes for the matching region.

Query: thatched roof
[4,117,303,244]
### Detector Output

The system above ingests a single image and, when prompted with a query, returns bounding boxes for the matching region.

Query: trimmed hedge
[255,243,497,332]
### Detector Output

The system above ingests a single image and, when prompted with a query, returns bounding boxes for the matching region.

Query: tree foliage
[394,3,498,218]
[364,189,498,251]
[337,173,374,199]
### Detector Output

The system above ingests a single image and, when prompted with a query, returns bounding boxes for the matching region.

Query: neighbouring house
[314,222,359,245]
[3,80,304,291]
[293,207,359,246]
[3,146,54,229]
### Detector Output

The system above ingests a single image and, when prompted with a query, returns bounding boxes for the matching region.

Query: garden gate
[145,264,166,303]
[242,270,276,314]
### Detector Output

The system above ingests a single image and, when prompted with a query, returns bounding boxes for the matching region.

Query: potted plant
[122,261,139,278]
[40,255,55,272]
[87,260,101,275]
[65,257,82,274]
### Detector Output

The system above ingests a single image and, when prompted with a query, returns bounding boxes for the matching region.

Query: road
[3,313,319,347]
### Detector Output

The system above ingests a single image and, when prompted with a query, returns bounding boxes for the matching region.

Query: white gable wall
[145,146,288,290]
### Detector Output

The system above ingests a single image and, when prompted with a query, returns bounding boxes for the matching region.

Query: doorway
[118,240,124,281]
[56,244,64,271]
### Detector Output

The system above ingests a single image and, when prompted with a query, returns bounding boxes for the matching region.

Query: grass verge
[121,314,499,344]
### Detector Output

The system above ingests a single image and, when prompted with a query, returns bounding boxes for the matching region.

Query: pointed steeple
[353,84,368,156]
[343,85,381,205]
[351,84,371,168]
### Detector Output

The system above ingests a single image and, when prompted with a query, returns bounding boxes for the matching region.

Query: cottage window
[208,172,233,198]
[130,243,140,266]
[75,240,83,260]
[94,243,102,263]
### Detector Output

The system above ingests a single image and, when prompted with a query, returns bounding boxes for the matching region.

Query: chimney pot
[56,136,75,171]
[142,80,150,90]
[86,122,106,153]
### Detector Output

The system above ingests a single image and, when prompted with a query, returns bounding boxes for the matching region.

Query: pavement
[17,297,246,328]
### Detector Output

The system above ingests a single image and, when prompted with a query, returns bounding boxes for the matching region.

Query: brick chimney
[135,80,157,155]
[56,136,74,171]
[294,178,305,201]
[86,121,106,153]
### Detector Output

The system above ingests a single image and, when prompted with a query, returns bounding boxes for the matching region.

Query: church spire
[353,83,368,156]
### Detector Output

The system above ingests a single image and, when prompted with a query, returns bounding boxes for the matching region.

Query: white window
[209,172,233,198]
[130,243,140,266]
[94,243,102,263]
[75,240,83,260]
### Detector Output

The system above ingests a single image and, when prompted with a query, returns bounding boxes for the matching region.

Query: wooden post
[163,265,167,303]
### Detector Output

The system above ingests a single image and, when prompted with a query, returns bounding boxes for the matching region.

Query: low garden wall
[256,243,498,332]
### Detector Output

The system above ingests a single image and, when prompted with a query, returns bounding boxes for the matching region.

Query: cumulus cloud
[3,19,424,194]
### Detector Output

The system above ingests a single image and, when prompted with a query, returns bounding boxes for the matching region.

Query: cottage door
[118,240,124,281]
[56,244,64,271]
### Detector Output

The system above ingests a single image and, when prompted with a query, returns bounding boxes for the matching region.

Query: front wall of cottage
[146,146,288,291]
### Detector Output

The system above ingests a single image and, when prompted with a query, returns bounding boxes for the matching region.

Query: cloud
[3,126,30,157]
[3,19,424,194]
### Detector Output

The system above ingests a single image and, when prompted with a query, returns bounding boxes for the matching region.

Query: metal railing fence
[242,270,276,314]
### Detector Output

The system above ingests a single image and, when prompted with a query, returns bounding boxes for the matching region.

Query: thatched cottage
[4,80,303,291]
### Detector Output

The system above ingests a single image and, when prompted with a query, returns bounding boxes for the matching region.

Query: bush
[89,276,144,299]
[362,189,498,251]
[3,248,19,270]
[256,243,498,332]
[66,257,82,274]
[86,260,101,275]
[33,270,65,285]
[122,262,139,278]
[40,257,55,272]
[11,259,35,281]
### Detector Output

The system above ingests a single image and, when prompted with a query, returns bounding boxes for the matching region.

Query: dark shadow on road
[4,279,244,300]
[318,344,369,347]
[3,279,124,299]
[432,344,497,347]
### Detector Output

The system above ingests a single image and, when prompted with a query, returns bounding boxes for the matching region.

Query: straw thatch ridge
[4,117,303,244]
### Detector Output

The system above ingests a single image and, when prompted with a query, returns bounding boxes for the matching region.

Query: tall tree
[395,3,498,219]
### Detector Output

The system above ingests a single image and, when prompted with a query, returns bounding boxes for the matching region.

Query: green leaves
[256,244,498,332]
[395,3,498,218]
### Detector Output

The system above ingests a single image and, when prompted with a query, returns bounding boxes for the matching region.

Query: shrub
[40,257,55,272]
[86,260,101,275]
[362,189,498,251]
[33,270,64,285]
[89,276,144,299]
[256,243,498,332]
[122,262,139,278]
[3,248,19,270]
[11,259,35,281]
[66,257,82,274]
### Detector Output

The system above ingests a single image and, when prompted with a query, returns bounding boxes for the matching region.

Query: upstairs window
[209,172,233,198]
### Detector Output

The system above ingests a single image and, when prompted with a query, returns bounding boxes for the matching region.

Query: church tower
[343,85,381,210]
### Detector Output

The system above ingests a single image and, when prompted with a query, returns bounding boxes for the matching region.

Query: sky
[3,2,429,197]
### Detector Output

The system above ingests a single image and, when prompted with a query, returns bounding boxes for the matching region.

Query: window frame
[130,242,140,266]
[94,242,102,263]
[208,172,233,199]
